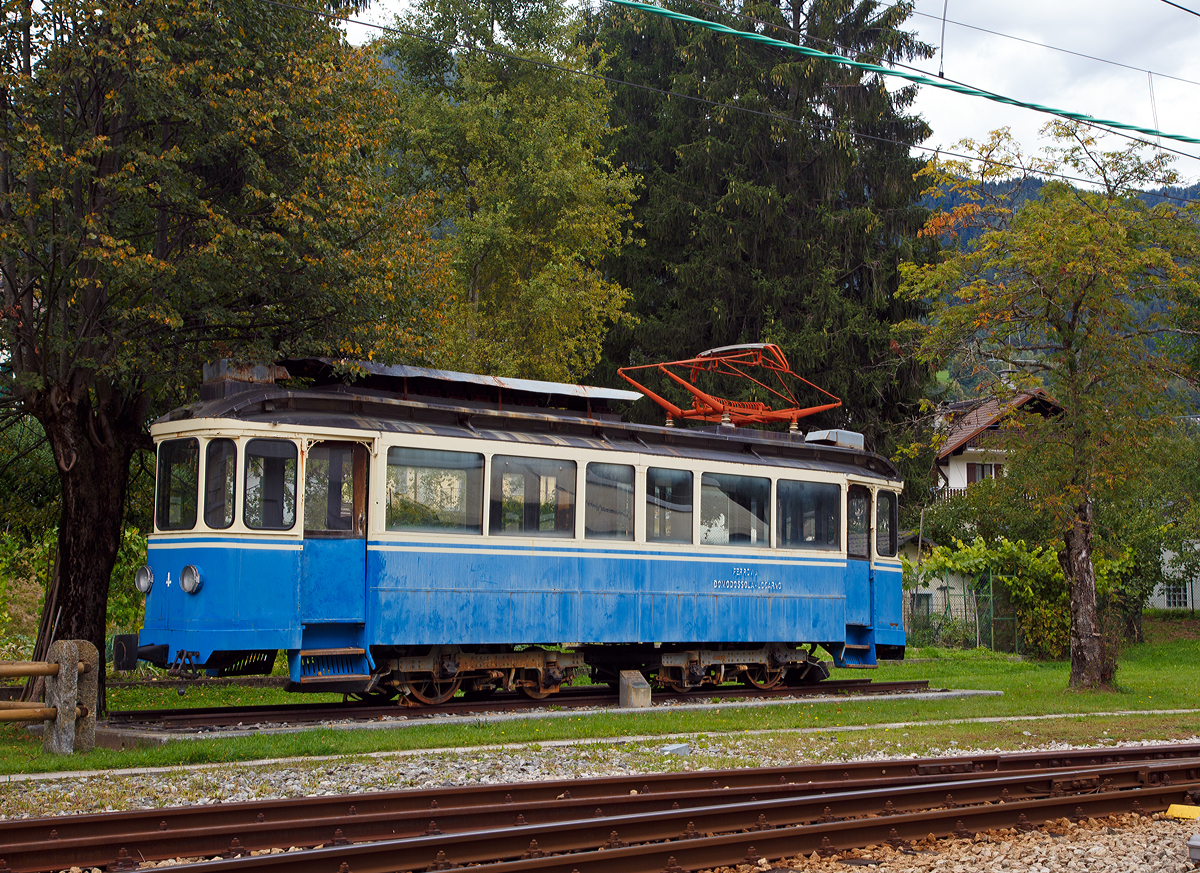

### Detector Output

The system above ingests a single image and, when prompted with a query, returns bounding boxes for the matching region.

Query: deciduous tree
[899,124,1200,688]
[0,0,450,672]
[379,0,639,381]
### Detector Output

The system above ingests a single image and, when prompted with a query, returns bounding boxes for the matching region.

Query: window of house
[911,592,932,616]
[876,491,898,557]
[386,447,483,534]
[646,467,692,543]
[156,438,199,531]
[585,463,635,540]
[244,439,297,530]
[967,463,1003,484]
[489,456,576,537]
[777,480,840,550]
[700,473,769,546]
[203,439,237,529]
[1166,582,1190,610]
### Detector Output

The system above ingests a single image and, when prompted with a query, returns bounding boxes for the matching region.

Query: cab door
[300,441,370,622]
[845,485,873,626]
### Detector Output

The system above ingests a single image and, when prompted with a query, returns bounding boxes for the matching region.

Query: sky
[342,0,1200,184]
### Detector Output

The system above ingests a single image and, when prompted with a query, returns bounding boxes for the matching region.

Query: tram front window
[305,442,368,537]
[876,491,898,557]
[204,439,237,529]
[156,438,199,531]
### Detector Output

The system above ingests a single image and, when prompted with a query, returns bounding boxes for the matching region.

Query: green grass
[3,618,1199,776]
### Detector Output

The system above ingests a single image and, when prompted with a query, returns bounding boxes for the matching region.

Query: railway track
[105,679,934,728]
[4,743,1200,872]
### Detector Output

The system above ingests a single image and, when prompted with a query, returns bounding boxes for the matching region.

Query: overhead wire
[606,0,1200,147]
[254,0,1200,204]
[677,0,1200,164]
[901,5,1200,90]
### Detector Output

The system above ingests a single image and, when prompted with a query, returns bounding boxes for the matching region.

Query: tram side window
[203,439,237,529]
[490,456,576,537]
[155,438,199,531]
[777,480,840,550]
[244,439,297,530]
[847,488,871,559]
[585,463,635,540]
[387,447,483,534]
[700,473,769,547]
[305,442,368,536]
[646,467,692,543]
[876,491,898,557]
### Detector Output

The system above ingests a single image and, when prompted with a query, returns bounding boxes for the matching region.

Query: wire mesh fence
[903,571,1023,653]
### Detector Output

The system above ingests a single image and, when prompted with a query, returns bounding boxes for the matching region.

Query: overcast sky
[343,0,1200,184]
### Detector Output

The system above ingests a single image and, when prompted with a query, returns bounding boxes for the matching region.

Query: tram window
[203,439,237,529]
[876,491,898,557]
[155,438,199,531]
[646,467,692,543]
[490,456,576,537]
[244,439,297,530]
[847,488,870,559]
[700,473,769,547]
[585,463,634,540]
[777,480,840,550]
[305,442,368,537]
[386,447,483,534]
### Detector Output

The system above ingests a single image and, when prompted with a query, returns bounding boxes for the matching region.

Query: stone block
[618,670,651,708]
[42,639,98,755]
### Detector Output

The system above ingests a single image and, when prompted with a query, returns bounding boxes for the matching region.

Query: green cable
[605,0,1200,148]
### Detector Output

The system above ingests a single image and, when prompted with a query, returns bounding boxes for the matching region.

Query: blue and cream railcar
[135,360,904,704]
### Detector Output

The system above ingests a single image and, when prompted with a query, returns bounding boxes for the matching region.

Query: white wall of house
[941,448,1005,490]
[1149,547,1199,610]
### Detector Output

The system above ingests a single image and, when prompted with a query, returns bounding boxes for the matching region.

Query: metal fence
[902,571,1023,653]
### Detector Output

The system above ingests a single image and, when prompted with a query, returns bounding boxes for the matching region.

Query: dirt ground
[3,571,42,638]
[1141,615,1200,643]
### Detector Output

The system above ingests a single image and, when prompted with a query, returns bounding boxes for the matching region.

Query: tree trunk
[30,376,148,708]
[1060,499,1104,688]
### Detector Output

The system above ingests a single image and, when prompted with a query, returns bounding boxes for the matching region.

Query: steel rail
[81,769,1194,873]
[3,741,1197,846]
[104,680,932,728]
[4,757,1198,873]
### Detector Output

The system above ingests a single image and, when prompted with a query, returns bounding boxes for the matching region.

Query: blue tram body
[135,360,905,702]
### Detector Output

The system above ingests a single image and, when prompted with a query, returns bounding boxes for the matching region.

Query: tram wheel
[520,685,553,700]
[402,675,462,705]
[741,666,786,690]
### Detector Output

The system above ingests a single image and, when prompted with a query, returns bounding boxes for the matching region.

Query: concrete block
[1188,833,1200,861]
[662,743,690,756]
[619,670,651,708]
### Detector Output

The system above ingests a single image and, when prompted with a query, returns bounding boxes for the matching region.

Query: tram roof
[161,381,901,483]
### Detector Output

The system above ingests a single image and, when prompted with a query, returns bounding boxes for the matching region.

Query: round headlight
[134,565,153,594]
[180,564,202,594]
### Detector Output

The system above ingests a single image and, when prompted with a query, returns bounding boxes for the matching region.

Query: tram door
[300,442,369,622]
[845,486,873,626]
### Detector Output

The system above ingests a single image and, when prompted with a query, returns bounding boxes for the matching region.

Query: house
[934,389,1061,498]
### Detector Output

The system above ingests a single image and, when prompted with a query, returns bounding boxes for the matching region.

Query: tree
[899,124,1200,688]
[585,0,936,448]
[378,0,639,382]
[1,0,451,676]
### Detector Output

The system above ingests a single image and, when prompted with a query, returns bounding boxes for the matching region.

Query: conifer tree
[587,0,934,444]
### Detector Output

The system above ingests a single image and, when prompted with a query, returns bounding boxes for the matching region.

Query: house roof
[937,389,1060,460]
